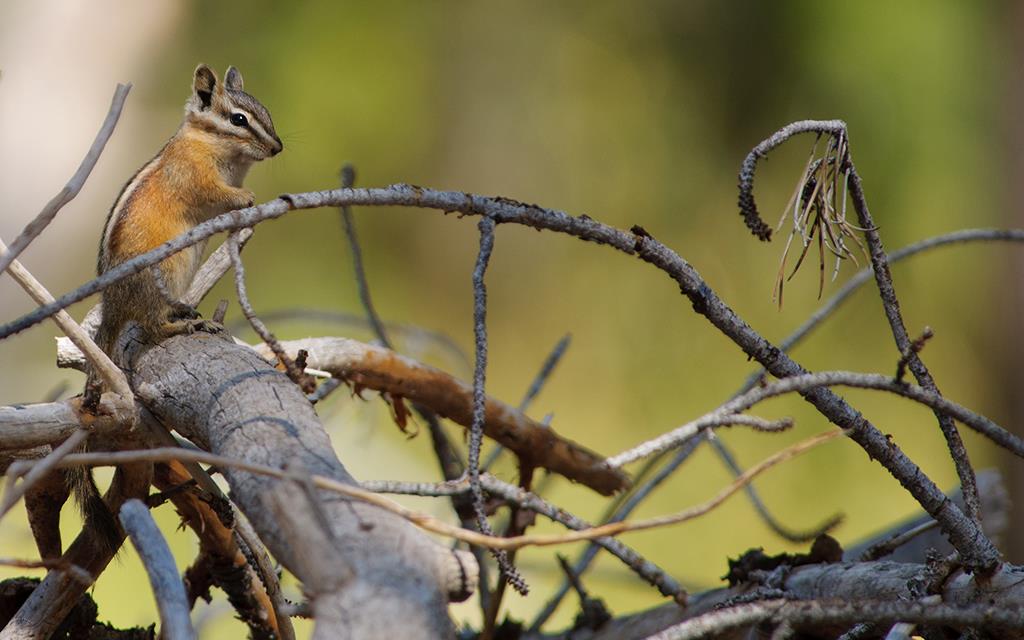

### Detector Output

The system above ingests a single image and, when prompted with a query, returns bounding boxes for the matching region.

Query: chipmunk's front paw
[162,317,225,339]
[168,301,201,321]
[190,318,225,335]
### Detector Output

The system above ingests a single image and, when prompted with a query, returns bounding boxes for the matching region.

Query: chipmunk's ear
[192,64,217,110]
[224,66,244,92]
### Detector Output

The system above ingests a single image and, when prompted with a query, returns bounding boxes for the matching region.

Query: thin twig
[0,556,92,585]
[609,414,792,467]
[119,499,197,640]
[336,163,468,490]
[232,510,297,640]
[519,333,571,411]
[339,164,391,347]
[183,228,254,307]
[469,216,529,595]
[859,520,941,562]
[308,377,344,403]
[708,435,842,543]
[0,84,131,276]
[737,120,847,241]
[895,327,934,383]
[846,152,982,526]
[228,234,312,392]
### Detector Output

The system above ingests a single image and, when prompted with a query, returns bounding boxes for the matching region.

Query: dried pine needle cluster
[772,131,870,305]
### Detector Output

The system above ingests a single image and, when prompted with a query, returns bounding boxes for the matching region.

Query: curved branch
[736,119,984,526]
[736,119,847,241]
[0,183,998,570]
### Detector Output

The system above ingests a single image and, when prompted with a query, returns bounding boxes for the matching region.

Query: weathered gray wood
[119,499,196,640]
[0,395,130,451]
[131,331,470,639]
[556,562,1024,640]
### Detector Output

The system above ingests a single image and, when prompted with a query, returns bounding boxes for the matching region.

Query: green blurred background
[0,1,1018,636]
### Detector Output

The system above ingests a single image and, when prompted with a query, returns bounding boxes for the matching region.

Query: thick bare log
[126,331,475,639]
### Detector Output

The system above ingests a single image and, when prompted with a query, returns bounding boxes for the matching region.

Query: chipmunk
[77,64,282,553]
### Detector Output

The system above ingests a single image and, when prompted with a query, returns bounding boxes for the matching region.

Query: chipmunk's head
[185,64,283,161]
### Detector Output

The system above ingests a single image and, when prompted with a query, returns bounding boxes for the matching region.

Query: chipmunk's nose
[270,136,283,156]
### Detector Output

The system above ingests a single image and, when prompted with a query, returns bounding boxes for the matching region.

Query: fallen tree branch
[55,330,626,497]
[255,337,629,496]
[125,332,474,638]
[561,561,1024,640]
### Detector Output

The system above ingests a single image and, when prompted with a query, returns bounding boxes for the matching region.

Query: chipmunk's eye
[230,113,248,127]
